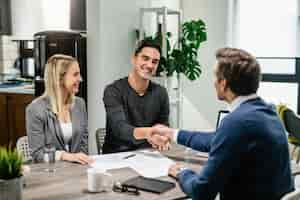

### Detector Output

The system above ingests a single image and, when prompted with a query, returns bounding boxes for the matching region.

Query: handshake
[146,125,175,151]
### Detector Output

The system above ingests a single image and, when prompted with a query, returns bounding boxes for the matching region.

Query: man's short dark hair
[215,47,261,95]
[134,39,162,56]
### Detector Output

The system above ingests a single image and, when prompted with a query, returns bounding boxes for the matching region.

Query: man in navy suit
[154,48,294,200]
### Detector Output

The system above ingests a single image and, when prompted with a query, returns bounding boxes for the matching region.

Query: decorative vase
[0,176,23,200]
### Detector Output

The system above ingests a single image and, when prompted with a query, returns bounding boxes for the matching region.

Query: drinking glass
[43,145,56,172]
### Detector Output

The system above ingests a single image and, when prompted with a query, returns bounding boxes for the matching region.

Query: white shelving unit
[139,7,182,128]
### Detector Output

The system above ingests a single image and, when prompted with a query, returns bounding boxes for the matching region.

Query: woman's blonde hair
[42,54,78,115]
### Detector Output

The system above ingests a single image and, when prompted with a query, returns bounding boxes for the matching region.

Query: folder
[122,176,176,194]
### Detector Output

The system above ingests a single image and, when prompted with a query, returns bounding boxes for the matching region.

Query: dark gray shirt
[102,77,169,153]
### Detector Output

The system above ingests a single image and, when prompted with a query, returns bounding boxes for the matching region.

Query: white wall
[10,0,70,39]
[181,0,229,127]
[10,0,44,39]
[87,0,180,154]
[86,0,101,153]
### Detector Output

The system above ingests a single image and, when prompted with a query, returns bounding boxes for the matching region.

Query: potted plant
[0,146,23,200]
[156,19,207,81]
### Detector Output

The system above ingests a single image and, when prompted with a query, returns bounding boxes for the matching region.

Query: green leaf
[147,18,207,81]
[0,146,23,180]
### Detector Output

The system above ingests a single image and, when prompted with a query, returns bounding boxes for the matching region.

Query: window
[232,0,300,113]
[235,0,297,58]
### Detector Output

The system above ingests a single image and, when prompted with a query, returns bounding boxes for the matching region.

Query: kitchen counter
[0,84,34,94]
[0,90,35,148]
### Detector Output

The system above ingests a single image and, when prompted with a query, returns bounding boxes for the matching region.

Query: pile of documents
[91,150,174,178]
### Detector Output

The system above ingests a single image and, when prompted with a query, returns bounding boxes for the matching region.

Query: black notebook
[122,176,176,194]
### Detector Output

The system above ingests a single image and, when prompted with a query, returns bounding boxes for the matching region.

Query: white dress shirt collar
[227,93,258,112]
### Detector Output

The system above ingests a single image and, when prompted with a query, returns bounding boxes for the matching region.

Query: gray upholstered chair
[281,107,300,163]
[16,136,32,162]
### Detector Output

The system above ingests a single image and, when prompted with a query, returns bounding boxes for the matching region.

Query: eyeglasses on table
[112,181,140,196]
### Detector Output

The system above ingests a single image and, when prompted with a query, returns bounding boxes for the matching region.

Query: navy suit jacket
[177,98,294,200]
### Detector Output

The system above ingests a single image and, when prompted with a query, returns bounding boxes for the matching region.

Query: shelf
[140,7,181,15]
[139,6,182,128]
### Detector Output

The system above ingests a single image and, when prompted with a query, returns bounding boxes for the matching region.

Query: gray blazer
[26,96,89,162]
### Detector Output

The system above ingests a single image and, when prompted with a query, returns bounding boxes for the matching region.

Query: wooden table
[23,145,208,200]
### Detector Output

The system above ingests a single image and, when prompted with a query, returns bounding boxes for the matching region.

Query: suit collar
[228,93,258,112]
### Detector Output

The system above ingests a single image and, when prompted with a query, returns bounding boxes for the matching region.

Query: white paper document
[91,150,174,178]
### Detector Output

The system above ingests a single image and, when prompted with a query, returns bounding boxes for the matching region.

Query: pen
[123,154,136,159]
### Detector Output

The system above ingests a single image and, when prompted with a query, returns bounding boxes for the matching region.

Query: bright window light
[258,82,298,112]
[237,0,297,57]
[257,58,295,74]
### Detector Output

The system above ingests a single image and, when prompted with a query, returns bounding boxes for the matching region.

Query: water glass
[43,145,56,172]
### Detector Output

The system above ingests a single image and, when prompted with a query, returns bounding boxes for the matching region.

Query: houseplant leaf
[147,18,207,81]
[0,146,23,180]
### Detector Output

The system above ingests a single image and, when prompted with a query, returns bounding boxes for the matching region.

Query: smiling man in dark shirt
[102,39,170,153]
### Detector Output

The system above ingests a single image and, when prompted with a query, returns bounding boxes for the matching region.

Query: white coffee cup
[87,168,113,193]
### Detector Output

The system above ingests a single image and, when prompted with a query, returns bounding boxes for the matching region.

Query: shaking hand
[146,124,176,151]
[152,124,174,140]
[147,133,170,151]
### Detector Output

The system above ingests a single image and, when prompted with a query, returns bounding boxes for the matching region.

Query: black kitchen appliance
[13,40,35,78]
[33,31,87,103]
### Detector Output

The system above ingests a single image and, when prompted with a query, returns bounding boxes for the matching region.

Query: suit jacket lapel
[70,101,81,152]
[44,98,66,150]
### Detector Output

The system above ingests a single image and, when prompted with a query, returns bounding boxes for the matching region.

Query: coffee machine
[33,31,87,102]
[13,40,35,78]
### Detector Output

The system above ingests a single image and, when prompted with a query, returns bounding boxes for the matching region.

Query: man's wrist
[172,129,179,143]
[178,167,187,172]
[134,127,153,139]
[133,127,151,140]
[176,167,187,178]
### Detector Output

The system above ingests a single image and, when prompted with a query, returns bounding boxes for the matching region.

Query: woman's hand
[61,152,94,165]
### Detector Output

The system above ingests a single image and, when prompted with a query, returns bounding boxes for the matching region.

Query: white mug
[87,168,113,193]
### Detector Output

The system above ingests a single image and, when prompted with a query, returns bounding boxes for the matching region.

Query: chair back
[282,108,300,142]
[281,189,300,200]
[277,104,300,144]
[95,128,106,154]
[16,136,32,162]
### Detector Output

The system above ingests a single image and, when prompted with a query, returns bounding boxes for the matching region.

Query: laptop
[216,110,229,128]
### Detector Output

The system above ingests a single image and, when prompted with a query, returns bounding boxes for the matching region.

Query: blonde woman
[26,54,93,164]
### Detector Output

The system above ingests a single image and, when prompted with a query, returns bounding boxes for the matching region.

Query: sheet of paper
[128,150,175,178]
[90,151,131,170]
[90,150,174,178]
